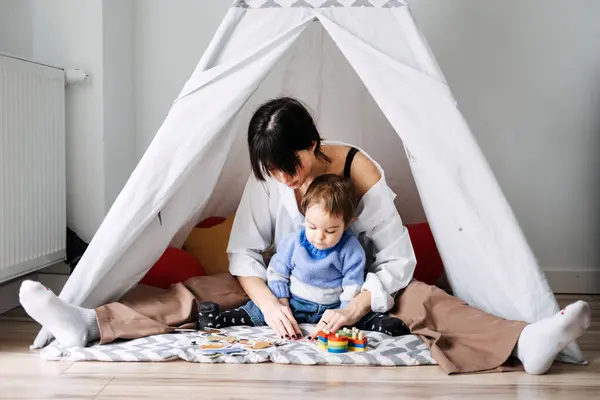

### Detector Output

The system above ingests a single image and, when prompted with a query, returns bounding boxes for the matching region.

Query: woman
[227,97,415,339]
[20,97,590,375]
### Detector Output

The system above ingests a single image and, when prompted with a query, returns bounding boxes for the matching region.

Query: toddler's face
[304,203,345,250]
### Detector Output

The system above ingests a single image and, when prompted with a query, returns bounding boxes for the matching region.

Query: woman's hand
[261,299,302,339]
[310,308,361,339]
[310,291,372,339]
[237,276,301,338]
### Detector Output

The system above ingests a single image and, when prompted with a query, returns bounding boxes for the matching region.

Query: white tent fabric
[34,0,583,363]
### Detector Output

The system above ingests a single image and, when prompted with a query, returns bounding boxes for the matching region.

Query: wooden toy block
[317,331,328,350]
[348,337,367,352]
[316,329,367,353]
[338,328,352,338]
[327,334,348,353]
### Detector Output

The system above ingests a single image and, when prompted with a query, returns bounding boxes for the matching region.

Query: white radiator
[0,54,66,283]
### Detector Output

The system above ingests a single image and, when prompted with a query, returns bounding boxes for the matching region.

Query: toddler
[198,174,409,338]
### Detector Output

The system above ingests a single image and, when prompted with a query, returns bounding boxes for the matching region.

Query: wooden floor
[0,295,598,399]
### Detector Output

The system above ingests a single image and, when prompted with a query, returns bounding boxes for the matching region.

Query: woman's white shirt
[227,147,416,313]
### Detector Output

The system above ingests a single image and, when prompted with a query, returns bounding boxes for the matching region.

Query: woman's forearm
[347,291,372,321]
[237,276,279,309]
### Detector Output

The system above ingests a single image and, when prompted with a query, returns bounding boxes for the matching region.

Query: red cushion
[407,223,445,285]
[141,247,206,289]
[196,216,226,229]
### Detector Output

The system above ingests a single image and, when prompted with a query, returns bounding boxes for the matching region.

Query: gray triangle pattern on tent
[352,0,374,7]
[291,0,313,7]
[382,0,404,8]
[232,0,251,8]
[261,0,283,7]
[319,0,344,7]
[231,0,405,8]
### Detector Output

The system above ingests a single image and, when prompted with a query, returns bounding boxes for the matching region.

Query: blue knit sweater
[266,229,366,308]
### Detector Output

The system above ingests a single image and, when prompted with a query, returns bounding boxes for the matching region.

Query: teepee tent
[33,0,583,363]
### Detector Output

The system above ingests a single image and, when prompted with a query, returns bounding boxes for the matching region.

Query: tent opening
[191,20,426,234]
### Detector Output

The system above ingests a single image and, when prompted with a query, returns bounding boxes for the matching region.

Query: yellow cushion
[183,214,235,276]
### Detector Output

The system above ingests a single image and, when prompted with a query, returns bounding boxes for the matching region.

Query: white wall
[134,0,230,159]
[102,0,136,212]
[0,0,137,242]
[133,1,599,288]
[409,0,600,277]
[0,0,32,59]
[30,0,107,242]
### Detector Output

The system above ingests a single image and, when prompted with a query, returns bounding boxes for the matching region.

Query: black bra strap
[344,147,359,179]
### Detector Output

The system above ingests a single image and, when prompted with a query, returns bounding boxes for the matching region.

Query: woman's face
[269,145,317,189]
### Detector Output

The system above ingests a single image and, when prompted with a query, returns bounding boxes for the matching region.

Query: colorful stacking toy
[327,334,348,353]
[317,327,367,353]
[317,330,329,350]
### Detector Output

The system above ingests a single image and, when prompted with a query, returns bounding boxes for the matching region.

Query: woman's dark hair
[248,97,330,181]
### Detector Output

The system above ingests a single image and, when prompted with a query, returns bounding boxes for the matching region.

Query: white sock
[19,280,100,348]
[514,301,591,375]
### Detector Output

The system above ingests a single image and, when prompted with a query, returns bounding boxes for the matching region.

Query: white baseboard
[544,269,600,294]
